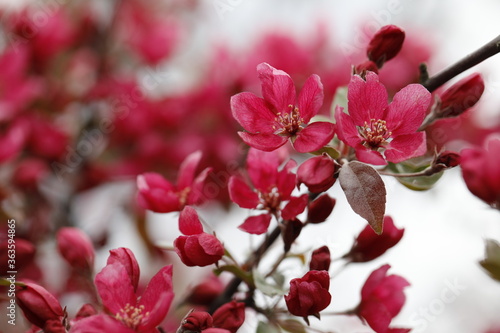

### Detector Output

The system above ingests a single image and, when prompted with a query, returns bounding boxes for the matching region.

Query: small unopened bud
[282,219,303,252]
[367,25,405,68]
[309,246,331,271]
[297,154,339,193]
[212,301,246,333]
[307,194,336,224]
[180,311,213,332]
[434,151,460,170]
[17,282,64,329]
[56,227,95,272]
[354,60,379,76]
[437,73,484,118]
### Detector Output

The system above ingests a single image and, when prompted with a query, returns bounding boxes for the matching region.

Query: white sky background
[3,0,499,332]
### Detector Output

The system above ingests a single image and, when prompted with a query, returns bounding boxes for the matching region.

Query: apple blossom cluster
[1,1,500,333]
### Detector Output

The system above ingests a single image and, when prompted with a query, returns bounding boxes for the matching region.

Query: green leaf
[253,268,287,297]
[480,239,500,282]
[257,321,281,333]
[310,146,340,159]
[339,161,386,234]
[278,319,307,333]
[388,158,443,191]
[331,86,348,117]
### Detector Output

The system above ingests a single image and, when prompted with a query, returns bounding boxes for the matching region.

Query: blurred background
[0,0,499,332]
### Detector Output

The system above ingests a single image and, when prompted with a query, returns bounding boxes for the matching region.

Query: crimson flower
[174,206,225,267]
[335,72,431,165]
[228,148,308,234]
[70,248,174,333]
[461,135,500,209]
[137,150,213,213]
[231,62,335,153]
[284,270,331,323]
[357,264,410,333]
[345,216,405,263]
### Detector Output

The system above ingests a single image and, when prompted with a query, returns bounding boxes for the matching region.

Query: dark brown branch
[423,34,500,92]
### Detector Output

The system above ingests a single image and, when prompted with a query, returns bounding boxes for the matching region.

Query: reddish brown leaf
[339,161,386,234]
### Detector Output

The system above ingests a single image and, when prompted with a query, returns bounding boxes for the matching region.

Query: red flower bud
[307,194,336,224]
[284,270,331,320]
[43,319,66,333]
[354,60,379,75]
[174,234,224,267]
[434,150,460,169]
[345,216,404,262]
[186,274,225,306]
[282,218,303,252]
[56,227,95,271]
[297,154,338,193]
[461,135,500,209]
[181,311,213,331]
[437,73,484,118]
[212,301,246,333]
[309,246,331,271]
[367,25,405,67]
[74,303,98,320]
[16,282,64,329]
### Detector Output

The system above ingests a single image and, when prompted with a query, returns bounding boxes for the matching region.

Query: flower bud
[44,319,66,333]
[16,282,64,329]
[180,311,213,332]
[461,135,500,209]
[282,218,303,252]
[297,154,339,193]
[284,270,331,321]
[434,150,460,170]
[174,233,224,267]
[56,227,95,272]
[437,73,484,118]
[307,194,336,224]
[354,60,379,76]
[345,216,404,262]
[367,25,405,67]
[212,301,245,333]
[186,274,225,306]
[309,246,331,271]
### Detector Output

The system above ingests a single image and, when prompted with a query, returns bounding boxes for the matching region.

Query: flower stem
[422,34,500,92]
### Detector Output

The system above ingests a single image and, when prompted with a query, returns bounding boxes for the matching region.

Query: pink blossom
[228,148,307,234]
[71,249,174,333]
[231,63,335,152]
[335,72,431,165]
[137,151,213,213]
[357,264,410,333]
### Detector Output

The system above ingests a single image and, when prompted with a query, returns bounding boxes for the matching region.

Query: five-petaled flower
[70,248,174,333]
[231,62,335,153]
[335,72,431,165]
[137,150,213,213]
[228,148,308,234]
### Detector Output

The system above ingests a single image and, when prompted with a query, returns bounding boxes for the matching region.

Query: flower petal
[188,167,214,206]
[95,263,136,315]
[386,84,431,135]
[138,265,174,330]
[281,194,309,220]
[231,92,276,133]
[293,122,335,153]
[238,214,272,235]
[361,264,391,300]
[348,72,388,125]
[178,150,203,189]
[228,176,259,209]
[238,131,288,152]
[298,74,324,123]
[179,206,203,235]
[385,132,426,163]
[70,314,135,333]
[257,62,296,113]
[107,248,140,292]
[355,147,387,165]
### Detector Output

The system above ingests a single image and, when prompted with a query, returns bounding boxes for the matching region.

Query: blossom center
[115,304,150,329]
[258,187,281,213]
[178,187,191,207]
[273,105,304,136]
[358,119,392,149]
